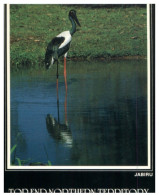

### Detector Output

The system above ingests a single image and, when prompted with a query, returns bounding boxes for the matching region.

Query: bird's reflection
[46,65,72,147]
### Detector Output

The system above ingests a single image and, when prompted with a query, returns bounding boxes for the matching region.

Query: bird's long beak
[74,15,81,27]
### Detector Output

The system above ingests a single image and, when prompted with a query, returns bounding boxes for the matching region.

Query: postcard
[4,4,155,192]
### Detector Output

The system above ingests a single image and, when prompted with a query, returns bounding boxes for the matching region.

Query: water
[11,60,147,166]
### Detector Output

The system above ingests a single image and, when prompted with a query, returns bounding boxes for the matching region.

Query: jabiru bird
[45,10,81,81]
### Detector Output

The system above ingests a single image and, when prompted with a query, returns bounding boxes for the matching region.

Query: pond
[11,59,147,166]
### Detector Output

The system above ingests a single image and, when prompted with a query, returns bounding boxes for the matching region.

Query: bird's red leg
[64,57,68,124]
[64,57,67,92]
[56,60,59,103]
[56,78,59,103]
[64,89,67,124]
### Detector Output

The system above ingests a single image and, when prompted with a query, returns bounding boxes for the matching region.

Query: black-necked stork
[45,10,81,80]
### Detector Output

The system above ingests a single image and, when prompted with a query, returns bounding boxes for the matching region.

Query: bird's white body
[56,31,72,49]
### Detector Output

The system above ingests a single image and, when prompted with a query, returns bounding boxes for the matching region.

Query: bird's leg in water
[56,67,60,123]
[56,60,59,119]
[64,57,68,125]
[57,94,60,123]
[56,60,59,79]
[64,88,68,125]
[64,57,67,92]
[56,77,59,103]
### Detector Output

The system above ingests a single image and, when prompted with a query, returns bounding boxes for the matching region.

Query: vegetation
[10,5,147,70]
[11,144,52,166]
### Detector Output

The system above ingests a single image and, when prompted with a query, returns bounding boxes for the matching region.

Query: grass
[11,144,52,166]
[10,5,147,70]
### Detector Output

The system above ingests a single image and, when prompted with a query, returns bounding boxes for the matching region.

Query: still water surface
[11,60,147,166]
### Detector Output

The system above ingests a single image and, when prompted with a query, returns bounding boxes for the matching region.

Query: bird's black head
[69,9,76,17]
[69,10,81,27]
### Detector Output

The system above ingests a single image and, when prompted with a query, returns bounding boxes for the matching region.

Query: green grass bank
[10,5,147,70]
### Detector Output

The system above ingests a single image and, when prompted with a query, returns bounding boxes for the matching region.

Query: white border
[6,3,152,170]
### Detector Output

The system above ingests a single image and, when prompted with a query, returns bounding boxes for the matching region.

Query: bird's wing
[51,37,65,50]
[48,37,65,59]
[45,37,65,69]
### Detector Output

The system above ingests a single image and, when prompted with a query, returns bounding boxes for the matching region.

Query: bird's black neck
[69,16,76,35]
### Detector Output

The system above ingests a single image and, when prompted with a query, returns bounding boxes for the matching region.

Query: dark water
[11,60,147,166]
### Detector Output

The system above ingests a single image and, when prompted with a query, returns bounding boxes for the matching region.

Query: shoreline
[10,55,147,72]
[69,55,147,61]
